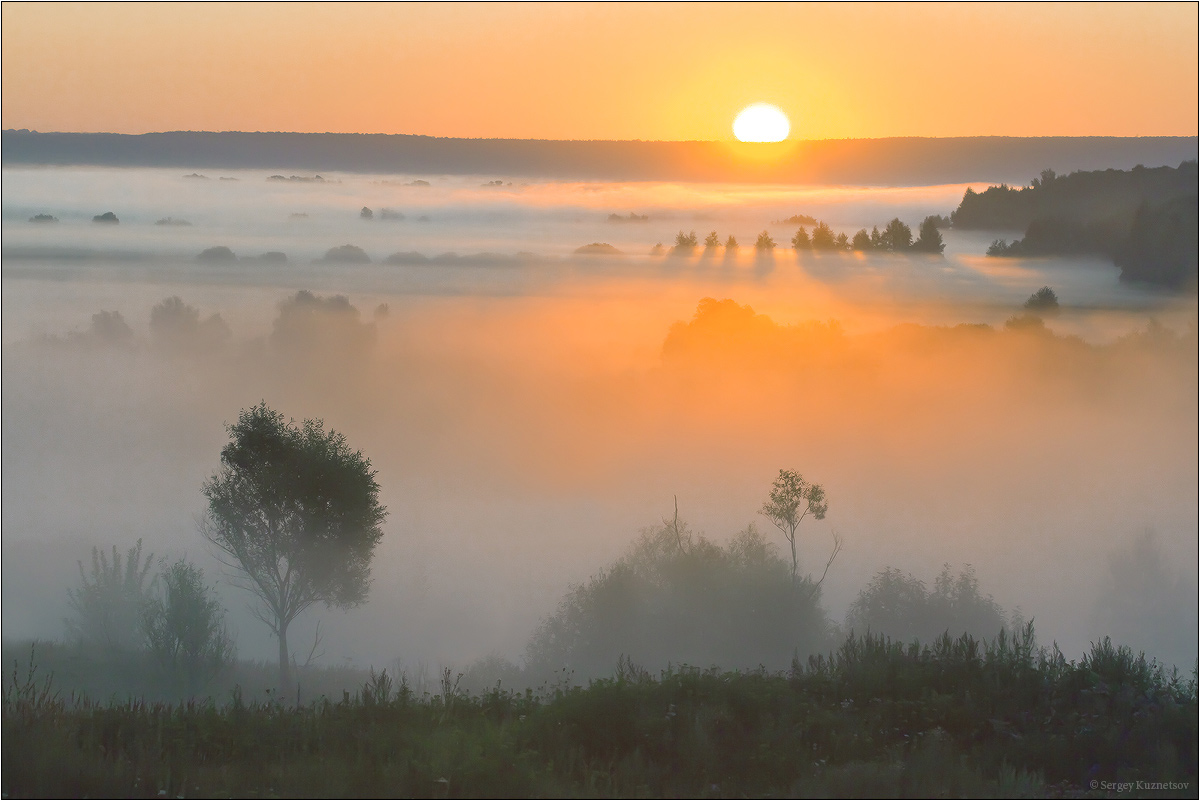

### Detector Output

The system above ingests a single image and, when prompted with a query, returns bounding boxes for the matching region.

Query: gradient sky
[3,2,1197,140]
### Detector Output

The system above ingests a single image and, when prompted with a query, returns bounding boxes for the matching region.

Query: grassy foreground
[5,630,1196,799]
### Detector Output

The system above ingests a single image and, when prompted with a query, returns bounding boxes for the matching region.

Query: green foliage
[760,468,829,582]
[65,540,155,655]
[202,402,387,691]
[6,629,1195,798]
[846,564,1010,645]
[142,560,236,697]
[524,521,834,681]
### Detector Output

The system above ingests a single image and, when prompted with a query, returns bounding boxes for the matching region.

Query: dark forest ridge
[3,130,1196,185]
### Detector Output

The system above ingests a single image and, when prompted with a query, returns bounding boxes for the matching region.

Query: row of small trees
[666,216,946,256]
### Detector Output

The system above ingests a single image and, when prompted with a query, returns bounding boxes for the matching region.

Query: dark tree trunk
[277,621,292,697]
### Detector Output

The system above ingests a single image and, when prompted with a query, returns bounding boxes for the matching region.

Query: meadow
[6,628,1196,799]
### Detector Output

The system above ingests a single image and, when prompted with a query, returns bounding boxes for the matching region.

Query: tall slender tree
[760,469,829,585]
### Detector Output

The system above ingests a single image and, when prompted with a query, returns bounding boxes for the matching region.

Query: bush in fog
[142,559,235,696]
[755,230,776,250]
[460,654,524,695]
[86,310,134,346]
[92,211,119,224]
[65,540,155,654]
[1090,530,1198,670]
[791,226,810,249]
[524,521,834,681]
[845,564,1010,644]
[197,246,236,262]
[319,244,371,263]
[1023,285,1060,313]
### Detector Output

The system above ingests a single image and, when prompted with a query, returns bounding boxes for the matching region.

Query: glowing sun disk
[733,103,790,142]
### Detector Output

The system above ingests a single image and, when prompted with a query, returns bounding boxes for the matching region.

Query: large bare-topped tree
[202,402,386,693]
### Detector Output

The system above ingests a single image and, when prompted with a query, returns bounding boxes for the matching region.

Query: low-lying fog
[3,167,1196,676]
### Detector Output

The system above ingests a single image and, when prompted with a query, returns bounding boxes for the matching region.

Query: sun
[732,103,790,142]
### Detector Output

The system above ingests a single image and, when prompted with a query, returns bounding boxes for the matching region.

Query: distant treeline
[953,162,1198,229]
[958,162,1198,289]
[3,130,1196,184]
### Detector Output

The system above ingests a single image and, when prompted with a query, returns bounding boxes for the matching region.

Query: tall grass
[5,630,1195,798]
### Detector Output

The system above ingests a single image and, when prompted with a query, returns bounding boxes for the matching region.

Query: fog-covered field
[3,166,1196,674]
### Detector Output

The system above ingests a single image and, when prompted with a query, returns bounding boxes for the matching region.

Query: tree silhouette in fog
[880,218,913,252]
[672,230,698,255]
[755,230,776,250]
[142,559,236,697]
[1090,530,1198,670]
[811,222,838,250]
[150,296,231,352]
[202,403,386,694]
[269,290,375,362]
[66,540,155,655]
[910,215,946,254]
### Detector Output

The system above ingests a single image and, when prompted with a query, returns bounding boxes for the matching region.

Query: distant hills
[2,130,1196,185]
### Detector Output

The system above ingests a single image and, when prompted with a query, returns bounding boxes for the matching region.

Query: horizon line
[5,130,1198,144]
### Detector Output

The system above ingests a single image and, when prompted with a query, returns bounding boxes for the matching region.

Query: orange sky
[2,2,1197,140]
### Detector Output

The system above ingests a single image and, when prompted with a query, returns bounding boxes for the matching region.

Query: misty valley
[3,163,1197,797]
